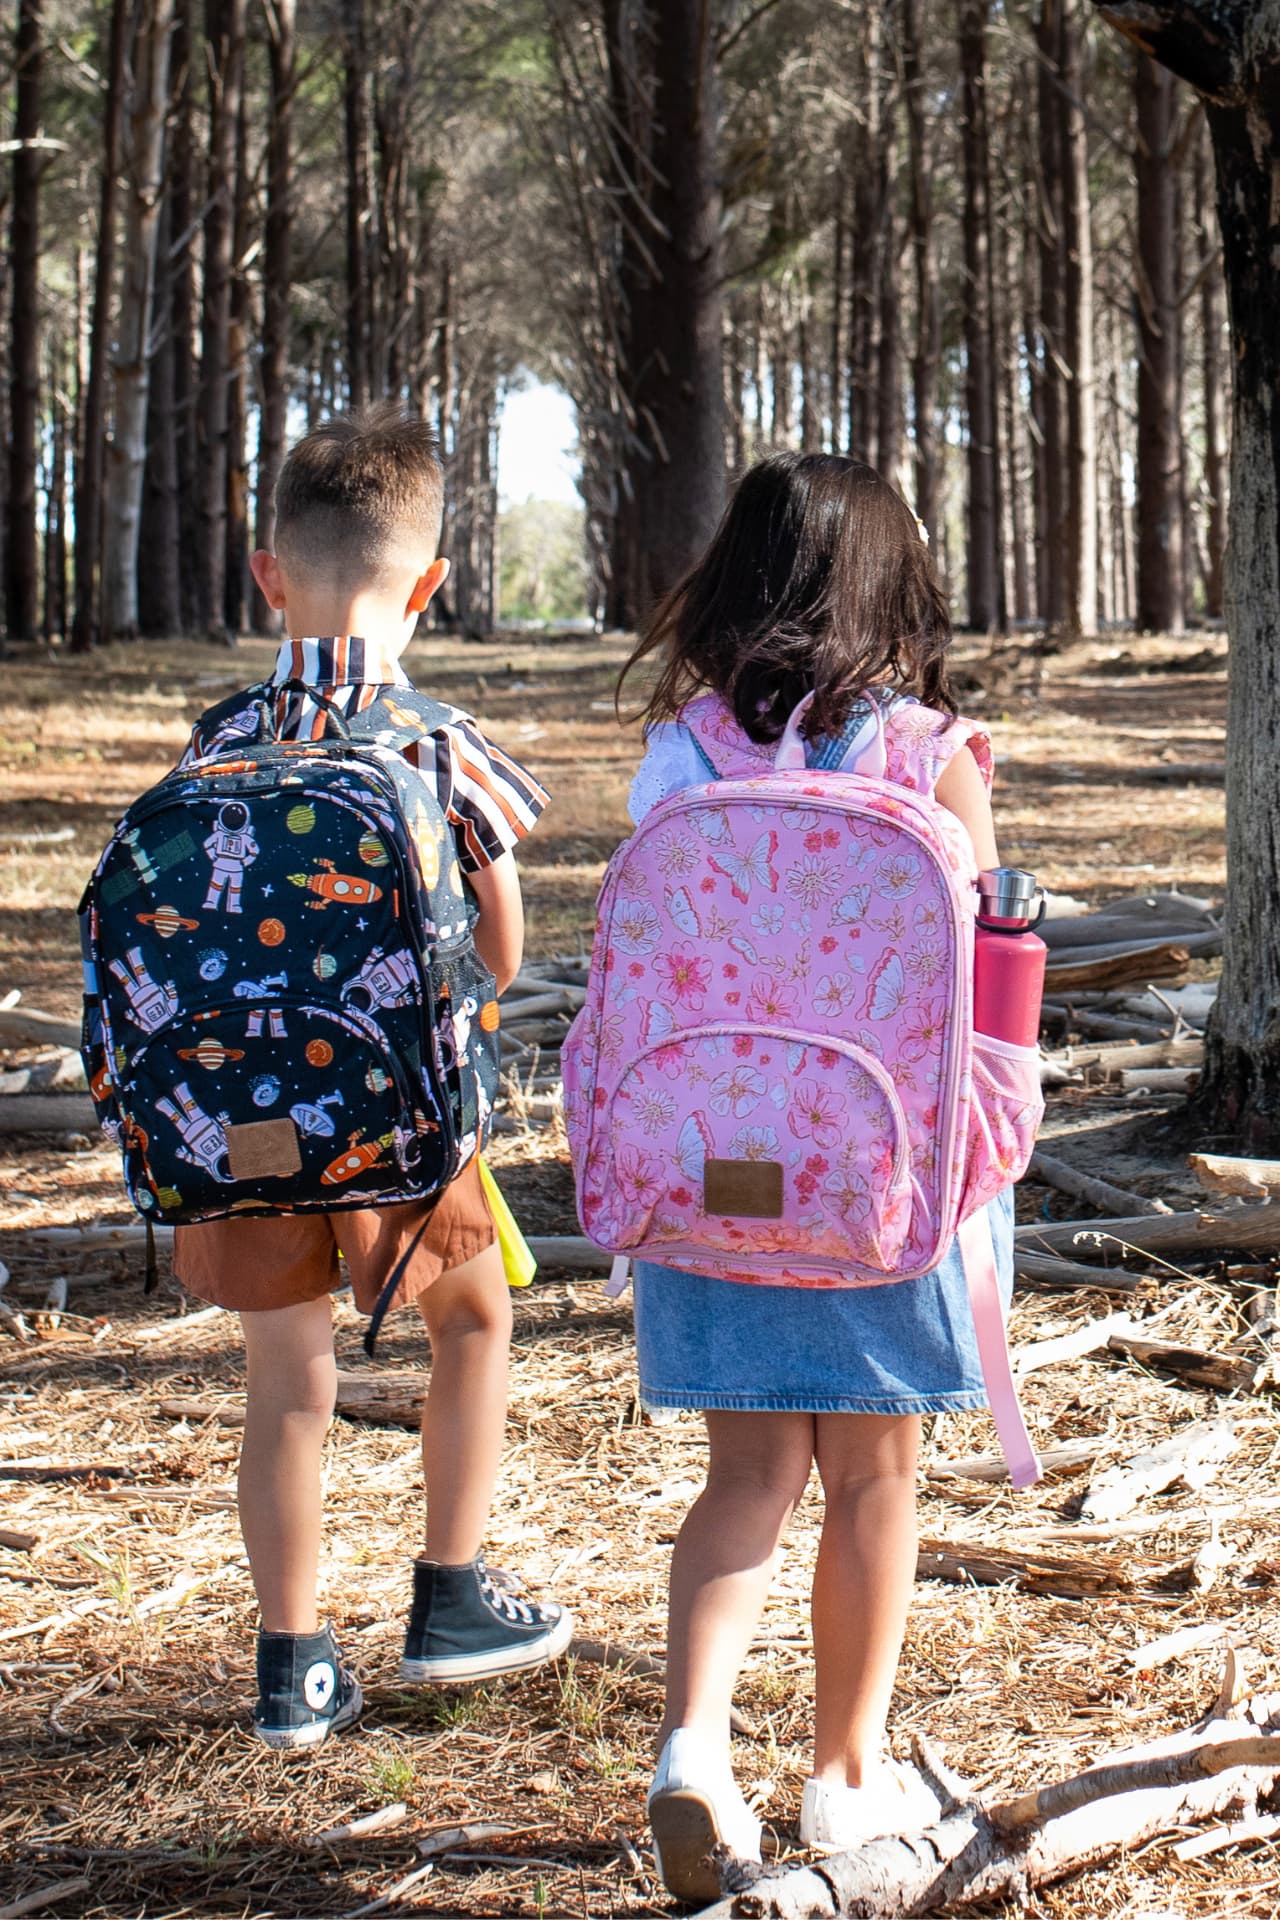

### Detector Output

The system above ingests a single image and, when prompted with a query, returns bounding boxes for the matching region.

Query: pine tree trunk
[829,176,847,454]
[1095,0,1280,1142]
[42,340,68,641]
[168,0,200,633]
[622,0,726,617]
[1134,53,1184,633]
[104,0,174,642]
[959,0,1003,631]
[902,0,939,539]
[342,0,372,409]
[876,108,902,486]
[1194,117,1226,620]
[138,191,183,637]
[70,0,129,655]
[5,0,43,642]
[1035,0,1068,629]
[195,0,245,642]
[252,0,295,635]
[223,77,251,635]
[1060,0,1098,634]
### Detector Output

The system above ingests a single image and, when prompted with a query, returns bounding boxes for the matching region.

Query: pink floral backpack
[561,691,1045,1484]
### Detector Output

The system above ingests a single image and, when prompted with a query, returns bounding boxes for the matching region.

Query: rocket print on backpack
[562,690,1046,1486]
[80,681,499,1233]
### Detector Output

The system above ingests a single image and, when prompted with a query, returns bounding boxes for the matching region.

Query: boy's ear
[406,556,450,615]
[249,550,288,611]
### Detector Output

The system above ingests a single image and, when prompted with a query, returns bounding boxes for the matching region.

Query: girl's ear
[407,556,450,614]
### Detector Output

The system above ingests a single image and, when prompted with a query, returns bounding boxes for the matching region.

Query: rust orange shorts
[172,1158,496,1316]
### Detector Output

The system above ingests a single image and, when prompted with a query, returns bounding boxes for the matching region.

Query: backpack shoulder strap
[679,694,777,781]
[882,701,994,798]
[346,685,459,751]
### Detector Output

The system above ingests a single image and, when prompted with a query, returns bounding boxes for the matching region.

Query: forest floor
[3,625,1276,1920]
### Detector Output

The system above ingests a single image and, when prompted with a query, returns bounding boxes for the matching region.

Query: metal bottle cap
[976,867,1040,921]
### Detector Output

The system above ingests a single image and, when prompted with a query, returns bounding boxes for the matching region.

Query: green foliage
[498,499,588,626]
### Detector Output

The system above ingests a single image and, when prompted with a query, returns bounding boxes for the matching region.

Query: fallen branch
[1190,1152,1280,1201]
[1107,1333,1272,1396]
[915,1537,1155,1599]
[1011,1312,1140,1377]
[1043,943,1192,992]
[1015,1203,1279,1261]
[1028,1150,1171,1218]
[1079,1421,1237,1525]
[926,1438,1100,1484]
[0,1095,96,1136]
[0,1008,82,1051]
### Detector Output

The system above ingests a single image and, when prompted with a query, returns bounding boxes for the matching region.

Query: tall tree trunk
[6,0,43,642]
[42,340,68,641]
[104,0,174,642]
[618,0,726,620]
[959,0,1003,631]
[195,0,245,642]
[224,76,251,635]
[138,191,183,636]
[342,0,372,408]
[847,4,884,462]
[902,0,939,539]
[1194,115,1226,620]
[1060,0,1098,634]
[1094,0,1280,1143]
[70,0,129,655]
[168,0,200,632]
[374,4,415,401]
[829,172,847,454]
[876,111,902,486]
[1035,0,1068,629]
[253,0,295,634]
[1133,53,1184,632]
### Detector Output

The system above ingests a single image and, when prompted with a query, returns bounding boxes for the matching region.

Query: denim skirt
[632,1187,1015,1416]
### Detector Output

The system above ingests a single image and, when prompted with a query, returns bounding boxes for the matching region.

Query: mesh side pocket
[961,1032,1044,1217]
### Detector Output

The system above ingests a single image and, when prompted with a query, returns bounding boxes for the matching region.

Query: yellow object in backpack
[477,1155,536,1289]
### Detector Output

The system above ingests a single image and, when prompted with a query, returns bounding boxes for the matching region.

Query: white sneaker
[799,1759,940,1853]
[647,1728,763,1902]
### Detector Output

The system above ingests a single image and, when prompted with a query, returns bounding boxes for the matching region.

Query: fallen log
[915,1538,1155,1598]
[1011,1312,1140,1377]
[1040,1006,1173,1042]
[1013,1252,1147,1294]
[926,1439,1100,1484]
[692,1710,1280,1919]
[1041,897,1219,950]
[0,1008,82,1051]
[1027,1150,1171,1218]
[0,1053,86,1095]
[1043,944,1193,993]
[1094,1038,1204,1074]
[1117,1066,1199,1094]
[158,1372,433,1431]
[1015,1203,1280,1262]
[0,1094,96,1135]
[1107,1333,1271,1396]
[1190,1152,1280,1201]
[1079,1421,1237,1525]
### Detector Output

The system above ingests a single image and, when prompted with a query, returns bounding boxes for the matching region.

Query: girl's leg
[810,1412,921,1785]
[238,1296,337,1634]
[415,1242,513,1564]
[662,1409,815,1747]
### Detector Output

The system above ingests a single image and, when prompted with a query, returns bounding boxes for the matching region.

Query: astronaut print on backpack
[81,688,501,1227]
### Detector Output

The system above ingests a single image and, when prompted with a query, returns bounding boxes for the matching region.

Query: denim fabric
[632,1186,1015,1415]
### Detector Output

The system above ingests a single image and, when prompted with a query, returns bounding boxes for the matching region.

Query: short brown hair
[274,402,444,586]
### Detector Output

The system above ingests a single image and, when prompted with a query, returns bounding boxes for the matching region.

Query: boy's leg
[810,1411,921,1786]
[662,1409,815,1746]
[415,1241,512,1564]
[238,1295,337,1634]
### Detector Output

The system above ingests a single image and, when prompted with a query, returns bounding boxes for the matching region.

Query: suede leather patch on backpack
[225,1118,302,1182]
[704,1158,783,1219]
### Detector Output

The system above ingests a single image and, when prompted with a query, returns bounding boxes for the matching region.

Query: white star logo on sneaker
[303,1660,336,1710]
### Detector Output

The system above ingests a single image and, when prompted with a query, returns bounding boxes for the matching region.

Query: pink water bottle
[973,868,1047,1047]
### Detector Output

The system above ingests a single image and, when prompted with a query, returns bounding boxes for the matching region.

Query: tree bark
[1094,0,1280,1145]
[195,0,246,642]
[342,0,373,409]
[252,0,296,635]
[168,0,200,633]
[1194,116,1226,620]
[959,0,1003,631]
[5,0,43,643]
[614,0,726,621]
[1134,52,1184,632]
[104,0,174,642]
[223,74,251,635]
[70,0,130,655]
[42,340,68,642]
[902,0,939,540]
[1035,0,1068,629]
[137,190,183,638]
[1060,0,1098,634]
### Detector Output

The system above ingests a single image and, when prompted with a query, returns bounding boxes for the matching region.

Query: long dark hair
[619,452,955,743]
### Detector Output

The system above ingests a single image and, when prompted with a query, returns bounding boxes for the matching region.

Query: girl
[617,454,1015,1900]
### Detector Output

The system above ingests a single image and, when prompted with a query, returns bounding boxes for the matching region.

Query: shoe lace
[478,1561,549,1627]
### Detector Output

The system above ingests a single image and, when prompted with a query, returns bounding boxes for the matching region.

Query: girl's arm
[934,743,1000,869]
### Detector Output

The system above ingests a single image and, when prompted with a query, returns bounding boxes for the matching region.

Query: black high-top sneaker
[253,1625,363,1750]
[401,1557,573,1684]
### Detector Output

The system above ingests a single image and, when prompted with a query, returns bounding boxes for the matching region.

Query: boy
[173,405,571,1749]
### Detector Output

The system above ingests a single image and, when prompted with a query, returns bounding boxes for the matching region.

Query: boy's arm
[466,850,524,996]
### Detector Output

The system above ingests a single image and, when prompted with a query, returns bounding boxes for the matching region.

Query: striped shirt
[181,635,549,872]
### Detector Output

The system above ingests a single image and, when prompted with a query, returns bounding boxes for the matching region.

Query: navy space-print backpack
[80,683,500,1257]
